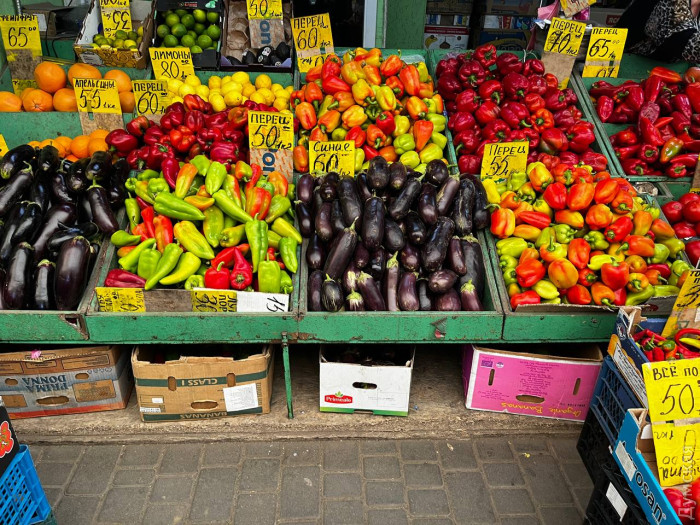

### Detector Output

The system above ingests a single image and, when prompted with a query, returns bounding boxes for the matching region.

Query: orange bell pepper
[413,119,434,151]
[417,82,434,99]
[268,171,288,197]
[366,124,387,149]
[399,64,421,96]
[519,247,540,264]
[332,91,354,112]
[363,64,382,85]
[290,89,305,108]
[500,191,520,210]
[591,282,616,306]
[621,235,655,257]
[304,82,323,108]
[548,258,578,289]
[568,238,591,270]
[380,54,404,78]
[341,105,367,128]
[625,255,648,274]
[352,79,375,107]
[528,164,553,192]
[310,127,328,142]
[378,146,397,162]
[567,182,595,211]
[513,224,542,242]
[305,64,322,82]
[318,109,341,133]
[650,218,675,240]
[585,203,613,230]
[554,209,584,229]
[341,61,365,85]
[490,207,516,238]
[293,145,309,173]
[295,102,317,130]
[632,209,653,236]
[406,96,428,120]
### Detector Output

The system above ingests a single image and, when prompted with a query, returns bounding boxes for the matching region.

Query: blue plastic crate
[589,357,643,444]
[585,455,646,525]
[0,445,51,525]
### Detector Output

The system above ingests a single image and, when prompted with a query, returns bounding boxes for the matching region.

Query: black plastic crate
[577,410,611,486]
[585,457,646,525]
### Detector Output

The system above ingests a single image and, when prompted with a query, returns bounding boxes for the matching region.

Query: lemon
[257,88,275,105]
[221,75,232,84]
[209,88,221,96]
[179,84,196,96]
[285,85,293,93]
[231,71,249,85]
[273,98,288,111]
[184,75,201,87]
[271,83,284,94]
[195,85,210,99]
[279,109,292,116]
[224,91,243,107]
[249,91,266,104]
[170,95,184,104]
[208,76,221,89]
[210,93,226,112]
[254,74,272,90]
[242,83,256,97]
[275,89,290,100]
[167,78,184,93]
[221,82,239,96]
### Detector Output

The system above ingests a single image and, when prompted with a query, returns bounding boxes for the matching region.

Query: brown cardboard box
[426,0,473,15]
[0,346,132,419]
[132,344,274,422]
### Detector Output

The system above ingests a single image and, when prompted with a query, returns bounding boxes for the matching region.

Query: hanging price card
[560,0,594,17]
[99,0,132,38]
[480,142,528,183]
[0,15,41,56]
[662,269,700,338]
[96,287,145,312]
[248,111,294,150]
[650,421,700,486]
[150,48,195,82]
[74,78,122,114]
[309,140,355,178]
[291,13,334,73]
[0,134,8,157]
[247,0,282,19]
[132,80,168,116]
[542,18,586,88]
[643,359,700,422]
[582,27,628,78]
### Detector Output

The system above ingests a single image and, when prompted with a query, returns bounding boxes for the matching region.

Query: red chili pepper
[639,116,665,146]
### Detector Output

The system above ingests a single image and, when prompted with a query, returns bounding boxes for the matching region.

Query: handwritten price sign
[99,0,132,38]
[132,80,168,116]
[310,140,355,178]
[248,111,294,151]
[96,287,145,312]
[643,359,700,422]
[662,270,700,338]
[480,142,528,182]
[544,18,585,57]
[583,28,628,78]
[291,13,333,73]
[150,48,195,82]
[651,421,700,486]
[0,15,41,55]
[246,0,282,19]
[74,78,121,114]
[191,290,290,312]
[191,290,238,312]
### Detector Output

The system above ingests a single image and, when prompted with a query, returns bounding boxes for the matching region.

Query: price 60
[137,91,161,114]
[295,27,319,50]
[313,153,345,174]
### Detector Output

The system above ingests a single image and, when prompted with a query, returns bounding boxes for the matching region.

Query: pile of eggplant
[0,144,124,311]
[297,157,490,313]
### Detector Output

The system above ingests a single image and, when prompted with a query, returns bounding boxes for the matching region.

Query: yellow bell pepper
[393,115,410,137]
[341,61,365,85]
[416,62,431,82]
[341,105,368,128]
[351,79,374,107]
[482,179,501,204]
[418,143,443,164]
[376,86,397,111]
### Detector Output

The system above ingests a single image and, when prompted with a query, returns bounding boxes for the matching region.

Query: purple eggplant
[452,178,475,236]
[361,196,385,251]
[306,234,326,270]
[0,269,6,310]
[342,262,359,293]
[435,288,461,311]
[4,242,33,309]
[367,156,389,190]
[405,212,427,246]
[337,178,363,226]
[77,196,93,223]
[11,201,43,245]
[33,259,55,310]
[354,242,370,269]
[87,185,118,234]
[436,175,460,216]
[0,164,32,217]
[308,270,324,311]
[66,157,90,194]
[384,252,400,311]
[461,173,490,230]
[424,159,449,186]
[400,243,421,272]
[388,161,408,191]
[319,180,337,202]
[417,278,432,311]
[37,145,60,178]
[345,292,365,311]
[356,172,373,202]
[0,144,35,180]
[398,271,419,311]
[331,199,346,234]
[417,183,438,226]
[428,269,458,294]
[315,201,333,242]
[322,275,343,312]
[29,176,50,212]
[312,188,324,216]
[296,201,313,238]
[0,201,29,263]
[33,203,78,262]
[448,237,467,275]
[357,271,386,311]
[388,175,421,220]
[460,280,484,311]
[369,248,386,282]
[324,220,358,279]
[460,236,486,301]
[54,236,91,310]
[422,217,455,272]
[106,158,128,207]
[384,219,405,253]
[49,170,77,205]
[296,173,315,204]
[85,151,112,182]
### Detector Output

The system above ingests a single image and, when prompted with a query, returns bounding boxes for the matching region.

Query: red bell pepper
[620,158,648,176]
[126,115,151,138]
[229,247,253,290]
[567,182,595,211]
[448,111,477,133]
[502,73,529,101]
[639,116,665,146]
[510,290,540,309]
[474,101,500,126]
[539,128,568,155]
[457,60,486,88]
[346,126,366,148]
[605,216,633,243]
[455,89,481,113]
[542,182,567,210]
[436,74,461,101]
[482,120,510,141]
[474,43,497,68]
[496,53,523,76]
[478,79,504,104]
[105,129,138,155]
[566,121,596,153]
[376,111,396,136]
[515,258,545,288]
[530,109,554,133]
[501,102,530,129]
[183,94,207,112]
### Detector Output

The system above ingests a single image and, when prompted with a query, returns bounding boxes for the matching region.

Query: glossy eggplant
[460,236,485,300]
[3,242,33,309]
[322,276,344,312]
[417,183,438,226]
[54,236,91,310]
[85,151,112,182]
[88,242,100,273]
[400,243,421,272]
[324,221,358,279]
[33,260,55,310]
[417,279,432,311]
[330,199,346,234]
[319,180,337,202]
[325,172,340,187]
[368,247,386,281]
[29,176,50,212]
[424,159,449,186]
[306,234,326,270]
[428,269,458,294]
[107,159,128,207]
[357,271,386,311]
[342,261,359,293]
[308,270,324,311]
[448,237,467,275]
[315,201,333,242]
[0,269,6,310]
[86,185,119,234]
[405,212,427,246]
[367,156,390,190]
[47,222,99,253]
[388,161,408,191]
[422,217,455,272]
[396,271,417,311]
[49,171,77,205]
[0,144,35,180]
[436,175,460,216]
[388,176,421,220]
[0,165,32,218]
[37,146,60,178]
[337,178,362,226]
[384,252,400,311]
[435,288,461,311]
[460,280,483,311]
[383,219,405,253]
[462,173,490,230]
[361,196,385,250]
[33,203,78,262]
[296,201,313,238]
[0,201,29,263]
[452,177,475,236]
[66,157,90,194]
[345,291,365,311]
[312,188,324,216]
[353,242,370,269]
[11,201,43,244]
[356,171,373,202]
[297,173,315,204]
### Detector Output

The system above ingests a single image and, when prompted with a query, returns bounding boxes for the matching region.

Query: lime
[163,10,174,17]
[105,37,114,46]
[181,14,195,29]
[193,23,205,34]
[94,36,106,45]
[175,9,188,17]
[196,34,212,49]
[127,30,138,41]
[124,39,137,48]
[137,26,144,36]
[181,34,196,48]
[191,45,203,53]
[156,24,170,39]
[113,38,125,48]
[207,45,216,50]
[171,23,187,38]
[165,13,180,27]
[163,34,179,48]
[114,29,127,40]
[187,30,197,39]
[92,33,102,43]
[206,25,221,41]
[193,9,206,23]
[206,10,218,23]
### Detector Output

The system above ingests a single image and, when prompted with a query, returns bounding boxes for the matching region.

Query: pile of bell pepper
[487,161,689,308]
[435,44,608,174]
[590,67,700,177]
[633,327,700,362]
[291,48,448,173]
[103,158,300,295]
[661,192,700,265]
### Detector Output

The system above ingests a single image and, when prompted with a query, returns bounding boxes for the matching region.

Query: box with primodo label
[132,344,274,422]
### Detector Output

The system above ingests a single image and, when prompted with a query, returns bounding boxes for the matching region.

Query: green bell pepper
[271,218,302,244]
[414,163,427,173]
[159,252,201,285]
[661,238,686,258]
[145,243,183,290]
[650,243,671,264]
[111,230,141,247]
[258,255,281,293]
[588,254,619,271]
[426,113,446,132]
[137,246,161,280]
[154,193,205,221]
[584,231,610,251]
[185,274,205,290]
[499,255,518,271]
[267,230,281,249]
[190,155,211,176]
[147,177,170,197]
[279,237,298,273]
[533,280,559,300]
[399,150,420,169]
[543,297,562,304]
[331,127,347,141]
[496,237,528,258]
[430,132,447,151]
[137,169,160,181]
[245,217,269,272]
[280,271,294,294]
[394,134,415,155]
[204,161,227,195]
[418,143,443,164]
[517,183,537,203]
[203,205,224,248]
[553,224,575,244]
[507,171,527,192]
[503,268,518,286]
[133,180,155,205]
[173,221,216,260]
[118,238,156,273]
[354,149,365,172]
[625,286,655,306]
[256,179,275,197]
[535,227,555,248]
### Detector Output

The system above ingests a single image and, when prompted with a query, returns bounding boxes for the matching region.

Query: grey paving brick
[549,437,581,461]
[159,444,202,474]
[40,445,83,462]
[324,472,362,498]
[42,487,62,507]
[520,454,573,505]
[234,493,278,525]
[54,495,100,525]
[474,437,513,461]
[280,466,321,519]
[561,461,594,489]
[400,441,437,461]
[499,517,539,525]
[97,487,147,523]
[511,438,549,453]
[323,500,364,525]
[283,441,321,466]
[323,441,360,471]
[573,487,594,511]
[203,442,241,466]
[407,489,450,517]
[142,504,188,525]
[119,444,161,467]
[66,446,121,495]
[245,442,283,457]
[539,506,583,524]
[36,461,74,486]
[482,462,525,487]
[189,467,236,522]
[436,440,477,470]
[28,445,45,462]
[361,440,397,454]
[112,468,155,486]
[239,458,281,492]
[404,463,442,487]
[444,471,495,523]
[368,508,408,525]
[364,456,402,479]
[410,520,455,525]
[365,481,405,506]
[491,488,535,514]
[150,475,195,503]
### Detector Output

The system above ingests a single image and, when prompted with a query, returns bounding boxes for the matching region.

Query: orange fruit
[119,91,135,113]
[0,91,22,112]
[53,88,77,112]
[39,138,66,157]
[34,62,67,94]
[71,135,91,158]
[65,154,79,162]
[27,141,41,148]
[88,137,108,155]
[22,89,53,112]
[104,69,132,93]
[67,63,101,85]
[89,129,109,140]
[54,136,73,154]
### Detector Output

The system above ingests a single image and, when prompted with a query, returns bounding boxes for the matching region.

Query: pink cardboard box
[462,344,603,421]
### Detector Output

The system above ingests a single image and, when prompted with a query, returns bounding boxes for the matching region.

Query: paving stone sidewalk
[30,435,591,525]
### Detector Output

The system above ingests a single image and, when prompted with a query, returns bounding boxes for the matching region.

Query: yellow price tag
[150,48,195,82]
[99,0,132,38]
[582,28,627,78]
[650,421,700,486]
[96,287,145,312]
[0,15,41,56]
[0,134,8,157]
[132,80,168,116]
[248,111,294,151]
[480,142,528,182]
[191,290,238,312]
[662,269,700,338]
[11,78,37,97]
[309,140,355,178]
[544,18,586,57]
[74,78,121,114]
[246,0,282,19]
[291,14,333,73]
[643,359,700,422]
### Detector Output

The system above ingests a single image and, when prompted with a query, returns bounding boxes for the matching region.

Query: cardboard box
[132,344,274,422]
[74,0,155,69]
[423,25,469,50]
[426,0,473,15]
[0,398,19,476]
[588,7,624,28]
[472,28,531,50]
[0,346,132,419]
[462,343,603,421]
[319,346,414,417]
[613,409,683,525]
[23,3,87,37]
[425,14,469,26]
[482,14,533,29]
[484,0,538,16]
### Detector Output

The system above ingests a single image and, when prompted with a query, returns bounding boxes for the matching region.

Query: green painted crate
[659,181,692,200]
[296,230,504,344]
